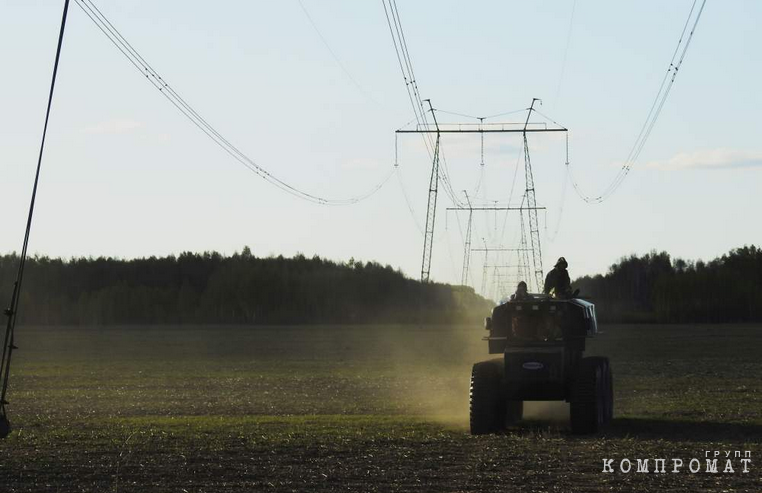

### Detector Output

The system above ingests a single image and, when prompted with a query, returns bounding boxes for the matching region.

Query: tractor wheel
[570,357,608,434]
[470,359,505,435]
[0,415,10,439]
[505,399,523,426]
[604,361,614,424]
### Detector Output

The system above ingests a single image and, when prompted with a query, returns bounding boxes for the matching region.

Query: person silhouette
[511,281,532,301]
[544,257,572,298]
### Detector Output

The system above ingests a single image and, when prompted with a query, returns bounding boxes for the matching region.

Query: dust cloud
[523,401,569,421]
[371,324,570,429]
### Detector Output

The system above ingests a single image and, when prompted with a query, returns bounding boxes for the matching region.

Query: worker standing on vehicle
[544,257,572,298]
[511,281,532,301]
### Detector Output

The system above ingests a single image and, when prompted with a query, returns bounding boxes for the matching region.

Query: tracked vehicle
[470,295,612,434]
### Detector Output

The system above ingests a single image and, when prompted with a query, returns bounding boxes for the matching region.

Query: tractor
[469,295,613,434]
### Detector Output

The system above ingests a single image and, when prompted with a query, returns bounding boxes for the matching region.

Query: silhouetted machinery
[470,295,613,434]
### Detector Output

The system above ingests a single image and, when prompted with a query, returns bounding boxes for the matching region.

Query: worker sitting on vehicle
[510,281,532,301]
[544,257,573,298]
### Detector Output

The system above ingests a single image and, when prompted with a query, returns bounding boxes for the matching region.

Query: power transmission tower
[447,205,543,290]
[490,267,525,300]
[395,101,566,284]
[479,238,489,296]
[460,191,473,286]
[471,248,531,253]
[446,206,544,211]
[519,206,532,290]
[476,239,532,298]
[491,268,509,301]
[490,265,525,296]
[523,98,545,292]
[420,100,440,283]
[490,266,500,301]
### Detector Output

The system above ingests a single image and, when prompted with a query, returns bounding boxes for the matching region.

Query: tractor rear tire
[570,357,609,434]
[604,360,614,423]
[470,359,505,435]
[0,415,10,439]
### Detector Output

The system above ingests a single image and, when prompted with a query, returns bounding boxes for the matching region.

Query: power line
[382,1,429,142]
[382,0,475,282]
[381,0,466,209]
[552,0,577,111]
[437,139,467,206]
[381,2,571,288]
[394,167,424,235]
[432,107,527,122]
[433,108,481,120]
[569,0,707,204]
[75,0,393,206]
[483,108,527,120]
[546,133,571,242]
[497,146,524,243]
[296,0,379,105]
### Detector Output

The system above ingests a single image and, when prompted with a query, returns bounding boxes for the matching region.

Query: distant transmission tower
[479,238,489,296]
[473,247,530,298]
[449,206,543,289]
[460,191,473,286]
[519,206,532,289]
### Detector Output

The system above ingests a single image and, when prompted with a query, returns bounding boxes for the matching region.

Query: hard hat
[556,257,568,268]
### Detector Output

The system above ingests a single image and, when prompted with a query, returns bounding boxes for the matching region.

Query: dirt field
[0,323,759,492]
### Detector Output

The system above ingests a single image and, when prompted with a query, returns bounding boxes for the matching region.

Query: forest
[1,245,760,326]
[0,248,492,326]
[574,245,762,323]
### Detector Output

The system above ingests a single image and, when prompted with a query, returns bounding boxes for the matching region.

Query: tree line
[573,245,762,323]
[3,245,758,326]
[0,248,493,326]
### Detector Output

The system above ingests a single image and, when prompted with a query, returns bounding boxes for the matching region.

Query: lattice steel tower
[420,100,440,283]
[523,98,544,292]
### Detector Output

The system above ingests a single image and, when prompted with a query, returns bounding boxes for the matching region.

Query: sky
[1,0,760,298]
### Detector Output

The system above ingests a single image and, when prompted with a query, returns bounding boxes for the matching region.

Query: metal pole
[1,0,71,439]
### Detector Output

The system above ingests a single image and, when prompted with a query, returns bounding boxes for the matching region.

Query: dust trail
[373,324,490,429]
[372,325,572,429]
[523,401,569,422]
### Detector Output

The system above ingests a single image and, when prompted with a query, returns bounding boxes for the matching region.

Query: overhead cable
[381,0,466,208]
[75,0,393,206]
[296,0,380,105]
[552,0,577,110]
[569,0,707,204]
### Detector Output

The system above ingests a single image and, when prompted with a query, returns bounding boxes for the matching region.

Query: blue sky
[1,1,760,297]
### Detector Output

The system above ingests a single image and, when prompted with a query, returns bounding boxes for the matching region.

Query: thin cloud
[645,148,762,170]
